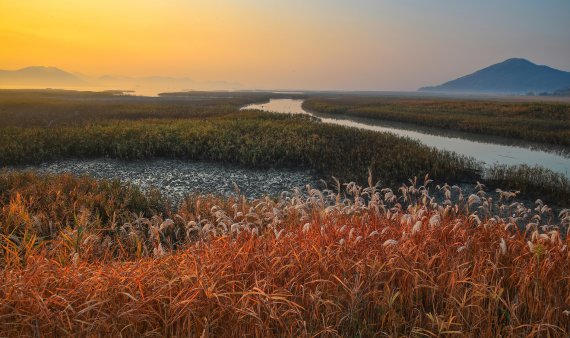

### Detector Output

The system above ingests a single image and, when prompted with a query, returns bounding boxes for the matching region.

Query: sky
[1,0,569,91]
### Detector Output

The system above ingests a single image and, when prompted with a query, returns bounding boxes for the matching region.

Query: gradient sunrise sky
[1,0,569,90]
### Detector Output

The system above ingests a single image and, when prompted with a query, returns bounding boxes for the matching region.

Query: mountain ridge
[0,66,242,91]
[419,58,570,94]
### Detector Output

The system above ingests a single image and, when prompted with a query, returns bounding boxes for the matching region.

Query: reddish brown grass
[0,173,569,337]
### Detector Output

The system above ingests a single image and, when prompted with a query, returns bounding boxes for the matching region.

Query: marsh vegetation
[0,89,301,127]
[0,172,569,336]
[1,90,570,203]
[304,96,570,148]
[1,90,569,336]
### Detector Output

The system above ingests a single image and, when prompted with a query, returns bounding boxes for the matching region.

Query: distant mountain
[0,66,84,86]
[0,66,241,92]
[419,58,570,94]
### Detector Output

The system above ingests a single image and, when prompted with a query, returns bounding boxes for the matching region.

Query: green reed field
[304,96,570,148]
[0,111,476,185]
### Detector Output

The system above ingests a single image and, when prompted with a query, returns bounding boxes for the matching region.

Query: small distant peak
[499,58,535,66]
[21,66,48,70]
[20,66,65,73]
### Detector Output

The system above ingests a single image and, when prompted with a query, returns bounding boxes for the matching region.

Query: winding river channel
[242,99,570,178]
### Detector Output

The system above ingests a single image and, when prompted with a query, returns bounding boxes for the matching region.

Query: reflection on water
[242,99,570,178]
[18,159,318,200]
[244,100,308,115]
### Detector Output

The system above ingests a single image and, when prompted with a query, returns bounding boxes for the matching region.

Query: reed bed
[0,89,288,127]
[304,96,570,148]
[2,89,569,203]
[0,113,478,186]
[4,111,570,204]
[486,164,570,204]
[0,172,569,336]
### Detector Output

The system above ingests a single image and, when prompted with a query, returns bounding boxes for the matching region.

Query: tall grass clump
[0,171,166,240]
[0,172,569,336]
[486,164,570,204]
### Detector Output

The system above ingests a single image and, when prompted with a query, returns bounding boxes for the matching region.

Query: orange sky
[2,0,569,90]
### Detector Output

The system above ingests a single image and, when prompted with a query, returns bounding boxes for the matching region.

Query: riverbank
[303,96,570,148]
[244,99,570,178]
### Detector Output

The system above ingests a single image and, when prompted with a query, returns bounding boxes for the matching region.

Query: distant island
[0,66,84,86]
[419,58,570,95]
[0,66,241,92]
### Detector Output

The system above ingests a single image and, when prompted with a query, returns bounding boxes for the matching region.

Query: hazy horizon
[2,0,570,91]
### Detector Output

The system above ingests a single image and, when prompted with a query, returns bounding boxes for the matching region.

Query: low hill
[0,66,84,86]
